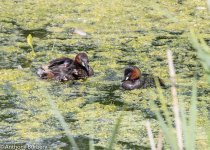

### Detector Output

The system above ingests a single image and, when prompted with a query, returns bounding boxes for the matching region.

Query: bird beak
[82,62,85,67]
[122,76,129,82]
[82,62,90,75]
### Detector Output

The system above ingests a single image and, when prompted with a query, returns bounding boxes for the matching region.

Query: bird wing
[48,58,74,69]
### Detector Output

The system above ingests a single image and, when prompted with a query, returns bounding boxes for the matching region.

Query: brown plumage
[37,53,94,81]
[73,53,94,79]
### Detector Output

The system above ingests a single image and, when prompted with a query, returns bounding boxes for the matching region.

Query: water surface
[0,0,209,149]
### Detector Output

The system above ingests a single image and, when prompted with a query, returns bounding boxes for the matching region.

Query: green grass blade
[207,120,210,148]
[107,113,123,150]
[150,101,178,150]
[44,88,79,150]
[89,138,95,150]
[179,98,190,150]
[189,29,210,82]
[188,80,197,150]
[190,28,210,149]
[155,78,173,128]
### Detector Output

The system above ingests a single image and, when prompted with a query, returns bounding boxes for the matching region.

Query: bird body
[122,66,165,90]
[37,53,93,81]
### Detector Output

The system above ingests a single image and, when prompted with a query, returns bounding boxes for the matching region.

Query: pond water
[0,0,209,149]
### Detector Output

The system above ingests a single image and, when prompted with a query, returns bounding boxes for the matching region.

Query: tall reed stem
[146,121,156,150]
[167,50,183,150]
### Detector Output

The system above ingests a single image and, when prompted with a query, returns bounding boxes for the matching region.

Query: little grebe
[37,53,94,81]
[121,66,165,90]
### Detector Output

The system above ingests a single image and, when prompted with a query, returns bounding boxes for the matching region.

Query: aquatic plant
[1,0,209,149]
[190,29,210,83]
[146,50,197,150]
[146,29,210,149]
[27,34,36,58]
[189,29,210,148]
